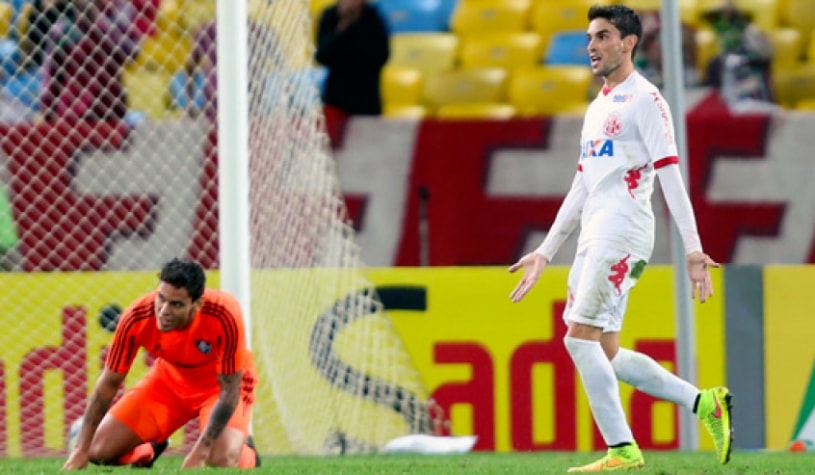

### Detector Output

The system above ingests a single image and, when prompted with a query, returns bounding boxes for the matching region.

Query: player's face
[154,282,202,332]
[587,18,635,78]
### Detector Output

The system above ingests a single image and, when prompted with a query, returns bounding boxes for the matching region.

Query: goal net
[0,0,432,457]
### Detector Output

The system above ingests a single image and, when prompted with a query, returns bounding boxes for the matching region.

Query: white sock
[610,348,699,410]
[564,337,633,446]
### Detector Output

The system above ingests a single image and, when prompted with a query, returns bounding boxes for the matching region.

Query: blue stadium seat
[3,68,42,110]
[0,39,19,78]
[375,0,445,33]
[545,30,589,66]
[168,71,207,110]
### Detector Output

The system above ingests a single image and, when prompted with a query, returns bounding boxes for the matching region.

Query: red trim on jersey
[654,156,679,169]
[602,86,611,96]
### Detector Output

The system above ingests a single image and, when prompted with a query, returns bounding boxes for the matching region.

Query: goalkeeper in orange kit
[63,258,260,470]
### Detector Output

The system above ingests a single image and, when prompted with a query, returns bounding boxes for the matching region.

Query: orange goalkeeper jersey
[106,288,252,390]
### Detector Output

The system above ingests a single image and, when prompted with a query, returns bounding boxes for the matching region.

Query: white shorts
[562,245,648,333]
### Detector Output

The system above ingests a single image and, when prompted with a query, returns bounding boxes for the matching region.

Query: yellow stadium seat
[156,0,184,37]
[180,0,216,33]
[769,28,803,70]
[134,31,193,73]
[786,0,815,52]
[0,2,12,38]
[450,0,531,37]
[809,29,815,62]
[695,28,720,83]
[507,65,593,116]
[381,66,424,105]
[388,33,460,74]
[530,0,593,53]
[795,97,815,109]
[771,64,815,108]
[435,102,517,119]
[459,32,543,71]
[384,104,430,119]
[421,67,509,110]
[15,1,34,37]
[123,68,175,120]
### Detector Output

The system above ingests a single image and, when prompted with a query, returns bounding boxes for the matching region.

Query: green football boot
[697,386,734,464]
[567,442,645,472]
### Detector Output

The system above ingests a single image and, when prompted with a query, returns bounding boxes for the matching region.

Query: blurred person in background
[315,0,389,116]
[702,0,775,110]
[41,0,143,121]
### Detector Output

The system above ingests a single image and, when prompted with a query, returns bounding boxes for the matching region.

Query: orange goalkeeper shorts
[109,364,257,443]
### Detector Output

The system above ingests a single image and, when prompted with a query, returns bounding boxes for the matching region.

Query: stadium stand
[449,0,530,37]
[0,2,12,38]
[123,67,175,120]
[375,0,447,33]
[381,65,424,106]
[694,28,720,83]
[435,102,517,119]
[388,32,459,74]
[772,64,815,107]
[507,65,593,116]
[544,31,589,66]
[458,31,543,71]
[437,0,458,29]
[529,0,593,53]
[383,103,429,118]
[421,67,508,111]
[768,27,803,70]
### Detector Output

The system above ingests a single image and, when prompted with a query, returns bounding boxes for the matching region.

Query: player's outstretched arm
[508,252,550,303]
[182,371,242,468]
[686,250,719,303]
[62,369,126,470]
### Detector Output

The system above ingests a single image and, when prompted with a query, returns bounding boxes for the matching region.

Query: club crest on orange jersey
[195,339,212,354]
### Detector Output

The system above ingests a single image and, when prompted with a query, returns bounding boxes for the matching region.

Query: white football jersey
[576,71,679,258]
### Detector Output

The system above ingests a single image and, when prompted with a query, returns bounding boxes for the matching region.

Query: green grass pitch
[1,451,814,474]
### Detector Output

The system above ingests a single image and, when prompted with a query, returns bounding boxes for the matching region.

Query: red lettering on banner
[396,119,563,266]
[509,300,576,450]
[19,306,86,456]
[629,340,678,450]
[0,121,157,271]
[431,342,495,451]
[687,95,784,262]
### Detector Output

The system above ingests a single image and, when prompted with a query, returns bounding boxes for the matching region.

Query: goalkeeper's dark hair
[588,4,643,57]
[159,258,206,301]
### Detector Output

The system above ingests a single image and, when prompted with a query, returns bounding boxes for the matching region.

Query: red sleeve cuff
[654,156,679,169]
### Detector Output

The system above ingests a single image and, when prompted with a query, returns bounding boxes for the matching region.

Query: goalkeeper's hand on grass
[61,449,89,470]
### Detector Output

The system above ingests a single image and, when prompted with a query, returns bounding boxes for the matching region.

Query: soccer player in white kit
[508,5,733,472]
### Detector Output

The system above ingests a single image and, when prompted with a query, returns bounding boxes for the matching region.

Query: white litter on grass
[383,435,478,454]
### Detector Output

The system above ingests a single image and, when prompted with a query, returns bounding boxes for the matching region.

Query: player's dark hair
[588,4,642,57]
[159,258,206,301]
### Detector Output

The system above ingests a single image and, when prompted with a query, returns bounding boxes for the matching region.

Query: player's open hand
[686,250,719,303]
[508,253,549,303]
[61,450,89,470]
